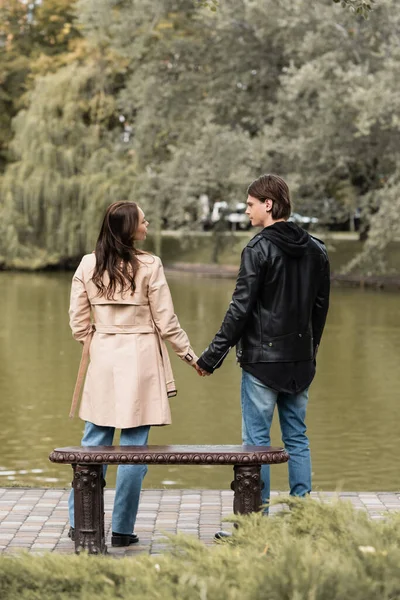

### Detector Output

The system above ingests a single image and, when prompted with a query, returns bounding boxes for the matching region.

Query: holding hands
[193,363,212,377]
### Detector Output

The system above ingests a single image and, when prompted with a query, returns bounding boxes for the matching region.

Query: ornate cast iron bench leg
[231,464,263,515]
[215,464,263,540]
[73,464,107,555]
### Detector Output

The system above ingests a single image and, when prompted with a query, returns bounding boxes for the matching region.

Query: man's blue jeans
[241,370,311,509]
[68,421,150,534]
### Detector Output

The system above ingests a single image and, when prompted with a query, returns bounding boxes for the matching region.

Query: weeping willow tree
[0,55,136,268]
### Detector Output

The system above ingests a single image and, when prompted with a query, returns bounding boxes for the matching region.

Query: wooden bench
[49,444,289,554]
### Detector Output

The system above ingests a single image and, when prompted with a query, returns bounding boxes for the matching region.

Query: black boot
[111,532,139,547]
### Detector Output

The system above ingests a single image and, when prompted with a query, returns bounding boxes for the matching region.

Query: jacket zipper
[212,347,231,369]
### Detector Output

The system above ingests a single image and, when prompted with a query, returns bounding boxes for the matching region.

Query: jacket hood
[261,221,310,257]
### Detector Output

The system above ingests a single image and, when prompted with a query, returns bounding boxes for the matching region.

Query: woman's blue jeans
[68,421,150,534]
[241,370,311,510]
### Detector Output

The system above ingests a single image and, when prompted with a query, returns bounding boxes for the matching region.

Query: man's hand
[193,363,212,377]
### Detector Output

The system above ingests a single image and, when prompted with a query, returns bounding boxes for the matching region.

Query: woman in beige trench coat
[67,201,198,547]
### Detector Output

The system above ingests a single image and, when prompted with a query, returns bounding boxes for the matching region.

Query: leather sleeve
[149,257,198,365]
[198,246,262,372]
[69,259,92,343]
[311,255,330,356]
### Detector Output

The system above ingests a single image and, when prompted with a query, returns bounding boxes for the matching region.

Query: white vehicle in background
[288,212,319,230]
[224,202,251,231]
[210,200,228,224]
[204,201,251,231]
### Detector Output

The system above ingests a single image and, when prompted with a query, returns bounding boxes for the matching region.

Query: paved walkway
[0,488,399,557]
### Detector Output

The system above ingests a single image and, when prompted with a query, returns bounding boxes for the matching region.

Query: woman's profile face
[135,207,149,241]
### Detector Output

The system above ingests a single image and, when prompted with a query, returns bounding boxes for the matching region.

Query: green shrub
[1,497,399,599]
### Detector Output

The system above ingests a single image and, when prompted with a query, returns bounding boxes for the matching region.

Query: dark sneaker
[111,532,139,547]
[68,527,75,541]
[214,530,232,541]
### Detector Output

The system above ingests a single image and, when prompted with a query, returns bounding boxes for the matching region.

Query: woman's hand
[193,364,211,377]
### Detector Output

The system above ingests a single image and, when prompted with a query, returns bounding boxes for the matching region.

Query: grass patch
[1,497,399,599]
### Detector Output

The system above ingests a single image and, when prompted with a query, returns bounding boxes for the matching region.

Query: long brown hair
[92,201,143,300]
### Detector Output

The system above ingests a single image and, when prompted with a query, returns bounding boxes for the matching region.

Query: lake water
[0,271,399,492]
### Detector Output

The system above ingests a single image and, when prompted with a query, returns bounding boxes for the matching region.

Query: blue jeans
[241,370,311,509]
[68,421,150,534]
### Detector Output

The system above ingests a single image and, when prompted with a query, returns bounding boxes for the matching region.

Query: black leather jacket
[197,222,330,372]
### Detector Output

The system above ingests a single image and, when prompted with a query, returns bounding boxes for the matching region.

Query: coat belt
[69,323,177,419]
[95,324,155,334]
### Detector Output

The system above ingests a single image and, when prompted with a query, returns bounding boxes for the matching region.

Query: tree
[342,166,400,274]
[0,55,133,267]
[0,0,81,169]
[254,0,399,271]
[0,0,397,272]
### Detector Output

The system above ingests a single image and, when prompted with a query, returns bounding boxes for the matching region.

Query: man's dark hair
[247,174,291,220]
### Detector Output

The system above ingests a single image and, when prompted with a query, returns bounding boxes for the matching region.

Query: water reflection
[0,271,399,491]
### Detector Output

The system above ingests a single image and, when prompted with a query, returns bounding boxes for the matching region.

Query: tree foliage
[0,0,398,272]
[336,0,375,18]
[0,55,132,267]
[0,0,81,168]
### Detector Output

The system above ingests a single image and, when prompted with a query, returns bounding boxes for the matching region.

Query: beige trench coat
[68,252,198,428]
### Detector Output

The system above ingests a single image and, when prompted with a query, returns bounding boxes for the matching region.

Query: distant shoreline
[165,262,400,291]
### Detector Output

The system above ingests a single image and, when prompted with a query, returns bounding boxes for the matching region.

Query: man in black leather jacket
[196,174,330,510]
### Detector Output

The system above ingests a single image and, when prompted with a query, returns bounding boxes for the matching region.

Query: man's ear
[265,199,273,213]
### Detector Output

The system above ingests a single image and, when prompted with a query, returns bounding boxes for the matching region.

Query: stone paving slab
[0,488,399,557]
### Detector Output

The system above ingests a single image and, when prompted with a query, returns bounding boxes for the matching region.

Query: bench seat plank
[50,445,289,465]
